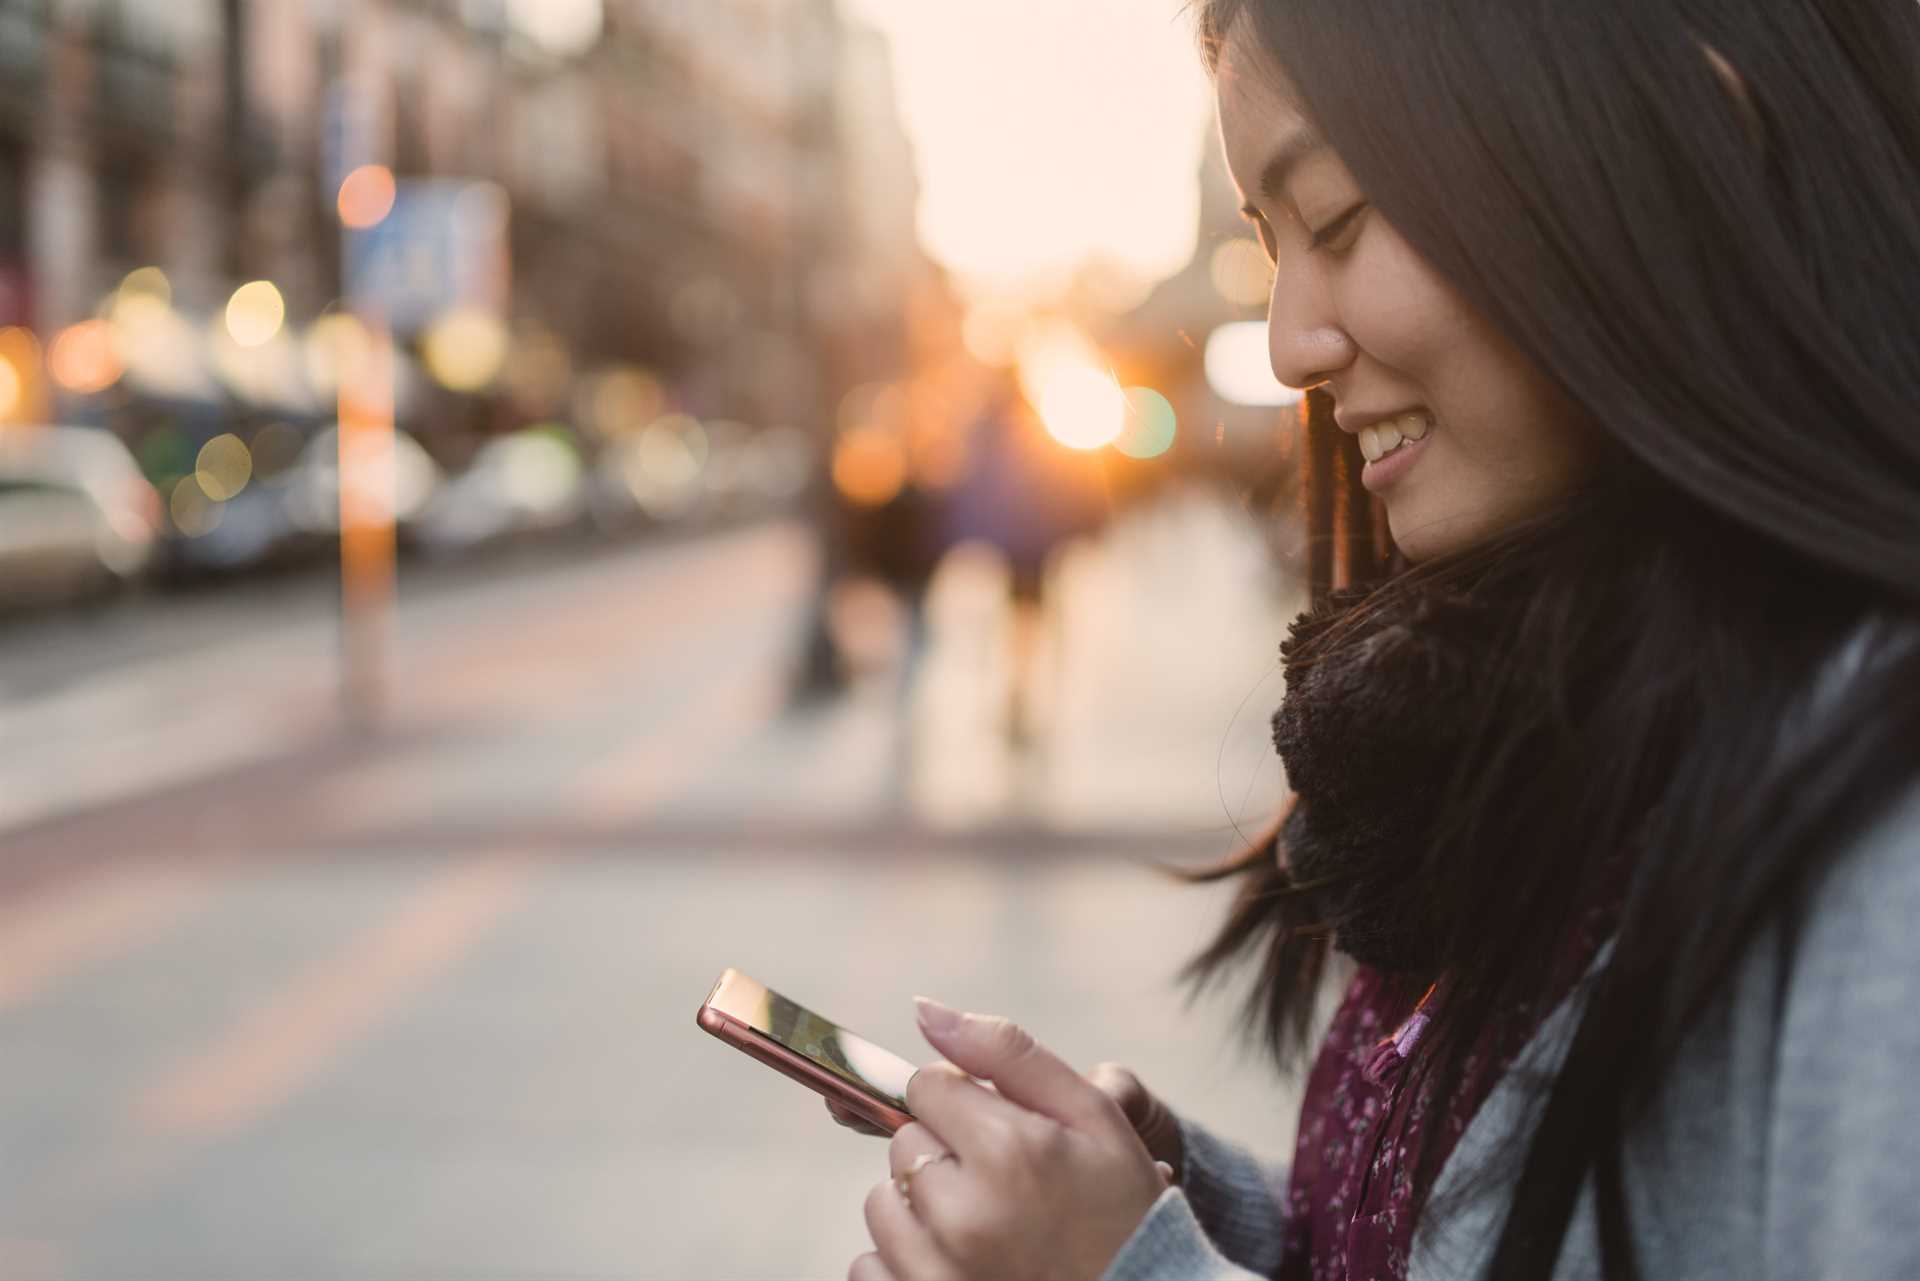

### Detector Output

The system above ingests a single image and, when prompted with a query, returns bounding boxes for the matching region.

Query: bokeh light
[106,283,211,401]
[0,326,43,378]
[584,366,665,438]
[195,433,254,501]
[337,164,398,229]
[506,0,603,57]
[226,281,287,349]
[421,307,509,392]
[118,266,172,306]
[497,428,583,510]
[170,475,224,536]
[0,326,42,421]
[1209,238,1273,308]
[1034,365,1126,451]
[832,426,906,507]
[48,319,124,394]
[620,413,708,518]
[1204,321,1303,408]
[637,414,708,482]
[209,320,307,407]
[1115,387,1177,459]
[109,288,172,336]
[1013,320,1123,451]
[303,312,374,394]
[0,354,21,419]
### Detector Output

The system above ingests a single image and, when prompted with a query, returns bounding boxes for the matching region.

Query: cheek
[1333,244,1460,377]
[1390,396,1598,562]
[1385,437,1503,561]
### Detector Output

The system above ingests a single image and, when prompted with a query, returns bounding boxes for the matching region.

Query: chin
[1386,510,1475,566]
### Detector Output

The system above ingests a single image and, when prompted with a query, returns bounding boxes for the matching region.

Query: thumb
[914,996,1111,1133]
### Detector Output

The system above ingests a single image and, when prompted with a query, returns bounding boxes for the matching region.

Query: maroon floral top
[1276,897,1620,1281]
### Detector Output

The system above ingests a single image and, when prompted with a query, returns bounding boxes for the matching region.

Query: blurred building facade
[1097,115,1295,503]
[0,0,944,464]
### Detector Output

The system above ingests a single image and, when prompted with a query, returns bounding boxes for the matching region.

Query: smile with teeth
[1358,411,1434,463]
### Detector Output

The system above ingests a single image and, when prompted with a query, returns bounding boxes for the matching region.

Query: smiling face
[1214,20,1602,563]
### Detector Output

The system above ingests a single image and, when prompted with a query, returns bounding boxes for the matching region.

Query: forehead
[1214,23,1316,197]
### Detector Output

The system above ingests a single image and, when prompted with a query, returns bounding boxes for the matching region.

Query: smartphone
[696,968,917,1133]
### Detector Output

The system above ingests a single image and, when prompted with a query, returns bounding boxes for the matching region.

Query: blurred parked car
[413,426,586,555]
[0,424,161,609]
[285,422,444,541]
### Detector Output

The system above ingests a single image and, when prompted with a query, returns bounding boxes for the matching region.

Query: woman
[838,2,1920,1278]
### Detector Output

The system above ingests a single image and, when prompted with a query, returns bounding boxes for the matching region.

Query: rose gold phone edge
[696,973,914,1135]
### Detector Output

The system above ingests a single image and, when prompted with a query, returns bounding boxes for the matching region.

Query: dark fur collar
[1270,575,1544,973]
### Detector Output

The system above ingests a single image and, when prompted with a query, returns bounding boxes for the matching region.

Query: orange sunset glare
[841,0,1213,306]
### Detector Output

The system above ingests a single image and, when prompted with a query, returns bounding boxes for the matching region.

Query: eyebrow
[1238,124,1329,217]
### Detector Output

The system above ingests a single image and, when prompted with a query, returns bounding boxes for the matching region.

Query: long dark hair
[1181,2,1920,1277]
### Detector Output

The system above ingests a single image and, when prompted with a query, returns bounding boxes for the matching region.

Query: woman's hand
[845,998,1172,1281]
[827,1061,1185,1186]
[1083,1062,1185,1185]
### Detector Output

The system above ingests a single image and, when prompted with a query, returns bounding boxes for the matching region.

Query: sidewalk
[0,492,1317,1281]
[727,484,1307,839]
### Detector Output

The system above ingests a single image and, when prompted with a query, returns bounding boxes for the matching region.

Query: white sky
[839,0,1216,306]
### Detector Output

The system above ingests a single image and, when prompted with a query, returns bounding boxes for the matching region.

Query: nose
[1266,265,1355,393]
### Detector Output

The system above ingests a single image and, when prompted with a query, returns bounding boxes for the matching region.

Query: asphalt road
[0,493,1307,1280]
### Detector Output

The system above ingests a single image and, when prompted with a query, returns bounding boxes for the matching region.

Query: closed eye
[1308,202,1367,252]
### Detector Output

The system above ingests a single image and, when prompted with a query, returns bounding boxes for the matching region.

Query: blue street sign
[343,180,510,334]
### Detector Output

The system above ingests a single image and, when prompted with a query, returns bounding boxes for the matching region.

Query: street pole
[222,0,246,282]
[337,308,396,730]
[327,0,397,732]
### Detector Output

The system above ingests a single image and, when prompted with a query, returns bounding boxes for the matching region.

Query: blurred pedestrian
[858,474,947,688]
[831,4,1920,1280]
[940,374,1106,750]
[787,431,945,709]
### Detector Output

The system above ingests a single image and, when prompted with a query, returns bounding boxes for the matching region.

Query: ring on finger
[893,1150,955,1208]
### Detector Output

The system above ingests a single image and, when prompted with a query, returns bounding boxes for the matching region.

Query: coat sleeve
[1099,1114,1291,1281]
[1763,775,1920,1281]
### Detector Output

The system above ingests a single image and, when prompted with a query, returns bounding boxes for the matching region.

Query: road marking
[0,526,809,1009]
[130,847,539,1137]
[0,859,220,1013]
[126,633,793,1142]
[0,1237,63,1281]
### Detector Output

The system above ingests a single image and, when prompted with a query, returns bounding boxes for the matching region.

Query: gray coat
[1104,627,1920,1281]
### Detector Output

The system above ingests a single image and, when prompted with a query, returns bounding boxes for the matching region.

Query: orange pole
[338,318,396,727]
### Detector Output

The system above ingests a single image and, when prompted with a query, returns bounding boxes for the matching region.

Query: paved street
[0,491,1307,1280]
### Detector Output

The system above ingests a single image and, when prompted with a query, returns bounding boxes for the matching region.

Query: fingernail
[914,996,960,1034]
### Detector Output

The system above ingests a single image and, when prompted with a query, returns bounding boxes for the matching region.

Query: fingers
[826,1098,891,1138]
[905,1062,1035,1166]
[847,1252,897,1281]
[863,1173,958,1281]
[914,997,1117,1134]
[887,1122,956,1184]
[1088,1061,1183,1178]
[1086,1062,1146,1121]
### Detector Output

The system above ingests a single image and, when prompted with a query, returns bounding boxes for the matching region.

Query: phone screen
[704,969,917,1110]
